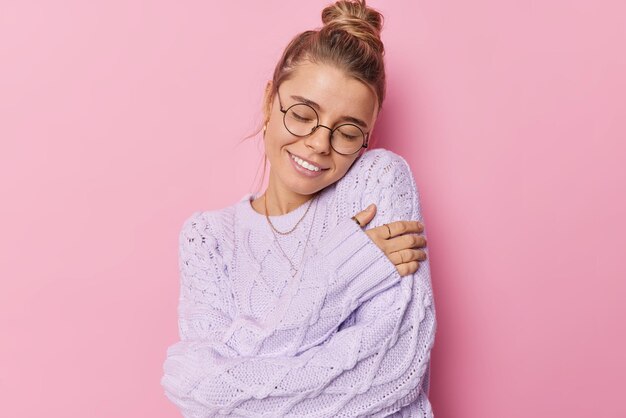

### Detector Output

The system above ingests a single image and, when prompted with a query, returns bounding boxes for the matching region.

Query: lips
[288,151,328,170]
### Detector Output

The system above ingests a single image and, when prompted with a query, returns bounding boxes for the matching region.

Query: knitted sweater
[161,148,437,417]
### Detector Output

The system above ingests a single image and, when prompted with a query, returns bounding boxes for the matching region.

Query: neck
[261,177,317,216]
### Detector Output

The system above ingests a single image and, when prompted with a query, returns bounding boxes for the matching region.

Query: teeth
[291,153,320,172]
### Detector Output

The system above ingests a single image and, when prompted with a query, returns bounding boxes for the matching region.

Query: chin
[288,182,324,196]
[283,175,326,196]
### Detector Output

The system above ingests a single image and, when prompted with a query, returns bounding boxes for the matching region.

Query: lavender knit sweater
[161,148,437,417]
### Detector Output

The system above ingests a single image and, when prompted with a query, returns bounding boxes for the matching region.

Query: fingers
[384,233,427,254]
[397,261,420,277]
[383,227,428,277]
[353,209,427,276]
[388,249,427,277]
[376,220,423,240]
[387,248,427,266]
[392,220,424,236]
[352,204,377,227]
[353,210,429,278]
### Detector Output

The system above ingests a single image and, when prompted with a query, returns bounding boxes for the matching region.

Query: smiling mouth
[288,151,329,172]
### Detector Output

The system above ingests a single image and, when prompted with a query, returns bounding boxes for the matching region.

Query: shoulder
[338,148,415,192]
[354,147,411,171]
[334,147,420,220]
[179,207,232,236]
[355,147,411,170]
[179,205,236,253]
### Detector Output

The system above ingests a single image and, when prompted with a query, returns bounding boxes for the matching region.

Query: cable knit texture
[161,148,437,417]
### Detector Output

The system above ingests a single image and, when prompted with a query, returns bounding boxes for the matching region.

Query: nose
[304,124,332,155]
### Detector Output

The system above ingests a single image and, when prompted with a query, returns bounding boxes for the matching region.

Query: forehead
[280,61,378,120]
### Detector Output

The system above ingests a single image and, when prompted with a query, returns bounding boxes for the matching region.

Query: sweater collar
[236,192,321,232]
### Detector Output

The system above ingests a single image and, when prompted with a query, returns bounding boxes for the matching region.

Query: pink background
[1,1,624,417]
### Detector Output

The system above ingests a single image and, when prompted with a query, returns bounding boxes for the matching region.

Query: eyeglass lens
[283,104,365,155]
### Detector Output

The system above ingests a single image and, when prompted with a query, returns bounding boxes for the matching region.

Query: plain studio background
[1,1,624,417]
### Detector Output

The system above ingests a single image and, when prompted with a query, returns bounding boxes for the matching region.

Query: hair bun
[321,0,384,50]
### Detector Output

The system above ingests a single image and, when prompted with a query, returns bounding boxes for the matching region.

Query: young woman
[161,1,436,416]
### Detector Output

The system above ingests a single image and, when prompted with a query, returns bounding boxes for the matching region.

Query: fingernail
[367,204,374,211]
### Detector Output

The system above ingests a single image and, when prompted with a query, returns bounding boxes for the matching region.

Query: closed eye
[292,112,313,122]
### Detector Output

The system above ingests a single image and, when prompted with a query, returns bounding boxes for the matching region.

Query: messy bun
[321,0,384,54]
[263,0,386,124]
[321,0,383,31]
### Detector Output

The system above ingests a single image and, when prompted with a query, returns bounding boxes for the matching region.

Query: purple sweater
[161,148,436,417]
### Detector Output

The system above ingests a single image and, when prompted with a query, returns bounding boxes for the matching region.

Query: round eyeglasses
[276,89,370,155]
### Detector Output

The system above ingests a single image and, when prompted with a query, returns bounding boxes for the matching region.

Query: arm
[162,150,436,418]
[330,151,436,416]
[223,214,402,357]
[169,201,401,356]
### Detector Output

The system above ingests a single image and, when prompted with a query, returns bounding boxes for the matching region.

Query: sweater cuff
[318,217,401,306]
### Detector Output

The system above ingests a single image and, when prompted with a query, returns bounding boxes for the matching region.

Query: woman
[161,1,436,416]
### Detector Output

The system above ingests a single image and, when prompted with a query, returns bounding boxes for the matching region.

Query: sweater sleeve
[171,204,401,357]
[174,211,233,345]
[221,214,403,358]
[173,153,410,359]
[161,150,437,418]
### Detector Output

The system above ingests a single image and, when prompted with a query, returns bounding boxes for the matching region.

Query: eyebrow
[290,95,370,129]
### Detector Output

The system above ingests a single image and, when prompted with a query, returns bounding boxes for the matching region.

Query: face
[263,61,378,199]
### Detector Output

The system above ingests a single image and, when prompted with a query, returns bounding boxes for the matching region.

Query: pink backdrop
[1,1,624,417]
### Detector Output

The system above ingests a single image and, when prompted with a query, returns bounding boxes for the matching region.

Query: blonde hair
[242,0,386,192]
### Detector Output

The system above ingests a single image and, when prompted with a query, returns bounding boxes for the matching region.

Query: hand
[351,204,427,276]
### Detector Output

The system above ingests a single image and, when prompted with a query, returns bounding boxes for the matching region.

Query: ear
[262,80,274,125]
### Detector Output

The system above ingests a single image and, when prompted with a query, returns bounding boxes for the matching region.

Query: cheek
[331,157,358,179]
[264,126,287,152]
